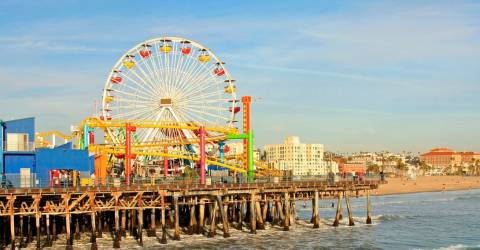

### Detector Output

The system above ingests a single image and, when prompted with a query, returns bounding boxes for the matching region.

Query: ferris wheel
[101,37,239,145]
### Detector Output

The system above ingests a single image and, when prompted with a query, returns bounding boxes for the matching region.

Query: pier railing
[0,174,383,194]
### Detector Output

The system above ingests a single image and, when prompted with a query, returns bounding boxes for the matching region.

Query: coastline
[373,176,480,196]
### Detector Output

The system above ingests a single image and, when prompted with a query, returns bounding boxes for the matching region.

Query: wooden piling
[121,210,126,237]
[345,192,355,226]
[333,192,343,227]
[138,208,144,246]
[216,195,230,238]
[64,194,73,250]
[255,201,265,230]
[366,189,372,224]
[283,192,290,231]
[45,214,52,247]
[160,195,167,244]
[35,195,41,250]
[237,198,245,230]
[74,216,81,240]
[90,211,97,250]
[52,215,57,241]
[313,190,320,228]
[187,201,197,235]
[113,200,120,248]
[198,200,205,234]
[148,208,156,237]
[208,199,217,238]
[173,196,180,240]
[249,193,256,234]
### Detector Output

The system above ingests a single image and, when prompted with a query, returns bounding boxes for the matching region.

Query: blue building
[1,117,93,187]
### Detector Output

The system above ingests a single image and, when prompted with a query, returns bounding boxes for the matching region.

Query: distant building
[420,148,480,173]
[264,136,336,176]
[339,161,367,174]
[224,142,261,161]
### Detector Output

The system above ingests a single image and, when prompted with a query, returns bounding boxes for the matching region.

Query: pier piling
[366,190,372,224]
[217,195,230,238]
[345,192,355,226]
[283,192,290,231]
[313,191,320,228]
[333,192,343,227]
[173,196,180,240]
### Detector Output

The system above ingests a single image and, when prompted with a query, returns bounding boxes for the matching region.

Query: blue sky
[0,0,479,153]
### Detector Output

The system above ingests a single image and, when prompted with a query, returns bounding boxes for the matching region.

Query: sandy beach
[374,176,480,196]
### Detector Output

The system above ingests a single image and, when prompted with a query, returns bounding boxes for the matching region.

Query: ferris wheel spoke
[119,73,158,100]
[177,107,217,125]
[174,50,208,95]
[110,89,155,103]
[180,85,223,104]
[111,97,155,105]
[179,70,223,99]
[111,83,156,103]
[125,67,160,96]
[180,60,218,94]
[135,46,165,94]
[112,106,157,119]
[128,51,161,96]
[181,106,230,122]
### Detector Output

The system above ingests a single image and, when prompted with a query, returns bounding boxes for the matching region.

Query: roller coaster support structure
[199,126,206,185]
[125,124,136,186]
[227,131,254,182]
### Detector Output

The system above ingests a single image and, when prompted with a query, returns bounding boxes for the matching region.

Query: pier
[0,178,383,249]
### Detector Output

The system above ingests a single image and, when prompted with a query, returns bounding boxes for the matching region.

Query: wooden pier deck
[0,179,384,249]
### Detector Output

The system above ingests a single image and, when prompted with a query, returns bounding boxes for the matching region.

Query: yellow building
[264,136,336,176]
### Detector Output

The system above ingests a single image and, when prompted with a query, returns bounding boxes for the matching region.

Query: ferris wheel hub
[160,98,173,106]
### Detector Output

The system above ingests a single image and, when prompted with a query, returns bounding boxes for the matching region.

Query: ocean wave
[434,244,480,250]
[453,195,480,201]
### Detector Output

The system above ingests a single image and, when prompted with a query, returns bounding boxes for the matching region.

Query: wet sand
[375,176,480,196]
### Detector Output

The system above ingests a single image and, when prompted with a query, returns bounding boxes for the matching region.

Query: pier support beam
[333,192,343,227]
[52,216,57,241]
[113,202,120,248]
[160,196,167,244]
[64,194,73,250]
[216,195,230,238]
[313,190,320,228]
[148,208,157,237]
[366,190,372,224]
[45,214,52,247]
[283,192,290,231]
[255,201,265,230]
[173,196,180,240]
[35,196,41,250]
[345,192,355,226]
[137,208,144,246]
[74,216,81,240]
[237,198,245,230]
[97,212,103,238]
[90,211,97,250]
[249,193,256,234]
[121,210,126,238]
[208,199,217,238]
[198,200,205,234]
[187,204,196,235]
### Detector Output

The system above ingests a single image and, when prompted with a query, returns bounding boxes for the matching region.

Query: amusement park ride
[36,36,280,185]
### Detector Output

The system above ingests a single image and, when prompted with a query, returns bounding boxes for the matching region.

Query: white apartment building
[264,136,336,176]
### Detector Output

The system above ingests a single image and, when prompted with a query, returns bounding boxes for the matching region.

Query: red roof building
[420,148,480,168]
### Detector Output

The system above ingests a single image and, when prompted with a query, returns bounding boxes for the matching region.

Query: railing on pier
[0,174,384,194]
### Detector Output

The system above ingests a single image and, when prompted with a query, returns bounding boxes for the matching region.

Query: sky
[0,0,479,153]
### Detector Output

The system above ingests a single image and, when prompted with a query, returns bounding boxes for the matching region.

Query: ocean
[32,189,480,250]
